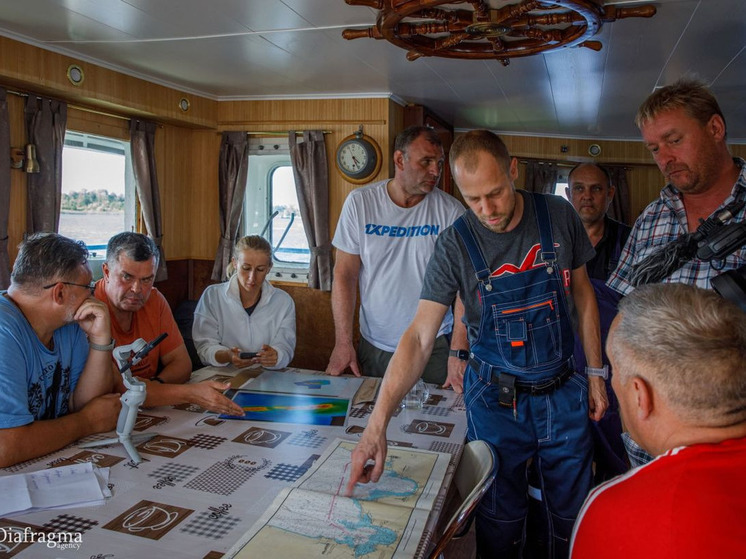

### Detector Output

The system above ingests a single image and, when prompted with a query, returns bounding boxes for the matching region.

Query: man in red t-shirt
[96,232,243,416]
[571,283,746,558]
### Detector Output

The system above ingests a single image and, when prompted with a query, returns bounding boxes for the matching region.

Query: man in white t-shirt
[326,126,466,386]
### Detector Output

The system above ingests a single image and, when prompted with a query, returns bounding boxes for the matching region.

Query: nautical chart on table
[225,438,450,559]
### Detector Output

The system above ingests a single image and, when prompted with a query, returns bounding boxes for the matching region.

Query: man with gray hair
[95,232,243,416]
[0,233,121,467]
[571,283,746,557]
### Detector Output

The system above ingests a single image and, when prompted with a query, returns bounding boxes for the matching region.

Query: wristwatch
[586,365,609,380]
[449,349,469,361]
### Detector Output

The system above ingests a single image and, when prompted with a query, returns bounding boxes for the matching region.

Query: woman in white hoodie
[193,236,296,369]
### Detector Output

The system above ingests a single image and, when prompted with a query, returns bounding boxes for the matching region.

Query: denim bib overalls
[454,193,592,559]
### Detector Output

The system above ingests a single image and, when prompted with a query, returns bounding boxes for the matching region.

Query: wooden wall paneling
[500,134,655,165]
[158,124,195,260]
[188,130,221,261]
[155,259,190,310]
[389,101,405,178]
[0,37,217,129]
[66,108,129,141]
[190,260,220,303]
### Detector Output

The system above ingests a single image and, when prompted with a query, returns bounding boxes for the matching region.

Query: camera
[712,264,746,312]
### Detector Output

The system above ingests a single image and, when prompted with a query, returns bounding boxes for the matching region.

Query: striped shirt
[607,158,746,296]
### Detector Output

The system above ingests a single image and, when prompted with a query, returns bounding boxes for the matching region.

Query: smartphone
[239,351,258,359]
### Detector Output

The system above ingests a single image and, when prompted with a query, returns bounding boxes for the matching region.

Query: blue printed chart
[226,439,450,559]
[241,371,361,398]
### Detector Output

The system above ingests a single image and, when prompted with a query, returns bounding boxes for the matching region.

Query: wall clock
[335,128,382,184]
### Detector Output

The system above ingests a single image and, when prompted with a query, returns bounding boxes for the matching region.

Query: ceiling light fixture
[343,0,656,65]
[66,64,85,86]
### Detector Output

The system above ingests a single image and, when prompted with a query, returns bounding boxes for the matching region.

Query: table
[0,367,467,558]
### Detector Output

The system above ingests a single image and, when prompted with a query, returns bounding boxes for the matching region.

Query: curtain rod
[5,88,162,126]
[517,157,632,170]
[244,130,332,136]
[518,157,576,168]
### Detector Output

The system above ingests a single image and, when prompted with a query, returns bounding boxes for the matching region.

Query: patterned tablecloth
[0,366,467,559]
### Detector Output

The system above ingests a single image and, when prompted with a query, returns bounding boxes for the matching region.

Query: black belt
[469,357,575,396]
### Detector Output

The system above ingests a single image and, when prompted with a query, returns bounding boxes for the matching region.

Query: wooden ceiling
[0,0,743,141]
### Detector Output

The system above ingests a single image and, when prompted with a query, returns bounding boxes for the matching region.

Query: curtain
[0,89,10,288]
[130,120,167,280]
[606,165,631,225]
[288,131,332,291]
[524,160,558,194]
[212,131,249,282]
[24,95,67,234]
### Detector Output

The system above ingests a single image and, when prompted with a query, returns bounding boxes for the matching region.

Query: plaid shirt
[621,431,655,468]
[607,158,746,296]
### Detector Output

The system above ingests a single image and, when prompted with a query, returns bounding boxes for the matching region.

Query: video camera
[695,201,746,311]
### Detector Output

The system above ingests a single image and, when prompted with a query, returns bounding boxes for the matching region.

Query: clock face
[338,142,369,174]
[335,134,382,184]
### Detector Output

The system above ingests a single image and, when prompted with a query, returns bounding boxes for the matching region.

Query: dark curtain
[0,89,10,288]
[24,95,67,234]
[212,131,249,282]
[606,165,632,225]
[288,131,332,291]
[130,119,167,280]
[524,160,558,194]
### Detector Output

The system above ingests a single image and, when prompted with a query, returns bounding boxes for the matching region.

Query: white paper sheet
[0,462,109,517]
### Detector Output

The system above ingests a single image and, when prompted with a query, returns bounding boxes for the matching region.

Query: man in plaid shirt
[608,78,746,296]
[607,78,746,466]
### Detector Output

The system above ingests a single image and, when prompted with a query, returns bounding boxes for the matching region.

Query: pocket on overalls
[463,364,490,406]
[463,365,493,442]
[567,372,589,412]
[492,292,563,370]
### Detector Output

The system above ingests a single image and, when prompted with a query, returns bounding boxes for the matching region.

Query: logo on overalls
[490,243,560,278]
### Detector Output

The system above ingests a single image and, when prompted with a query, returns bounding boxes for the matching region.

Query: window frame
[60,130,136,276]
[242,144,310,284]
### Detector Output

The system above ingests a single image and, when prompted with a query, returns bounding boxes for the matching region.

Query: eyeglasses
[43,281,96,296]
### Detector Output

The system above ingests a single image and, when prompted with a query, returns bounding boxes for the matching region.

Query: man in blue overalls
[346,130,608,559]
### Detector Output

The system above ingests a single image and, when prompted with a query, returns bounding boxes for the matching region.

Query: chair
[428,439,496,559]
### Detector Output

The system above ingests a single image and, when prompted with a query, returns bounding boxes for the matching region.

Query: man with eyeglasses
[95,232,243,416]
[0,233,121,467]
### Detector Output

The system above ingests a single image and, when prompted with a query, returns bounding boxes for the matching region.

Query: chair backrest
[428,439,496,559]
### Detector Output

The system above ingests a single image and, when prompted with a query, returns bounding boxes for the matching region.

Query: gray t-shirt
[421,191,595,343]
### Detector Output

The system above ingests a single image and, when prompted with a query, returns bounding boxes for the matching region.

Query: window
[242,137,310,283]
[553,167,570,201]
[60,132,136,268]
[554,181,569,201]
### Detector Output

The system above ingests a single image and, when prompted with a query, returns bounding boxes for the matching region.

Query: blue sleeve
[0,325,35,429]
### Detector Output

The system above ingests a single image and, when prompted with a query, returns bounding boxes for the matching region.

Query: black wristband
[150,376,164,384]
[449,349,469,361]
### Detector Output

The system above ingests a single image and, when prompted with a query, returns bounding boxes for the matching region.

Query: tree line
[62,189,124,212]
